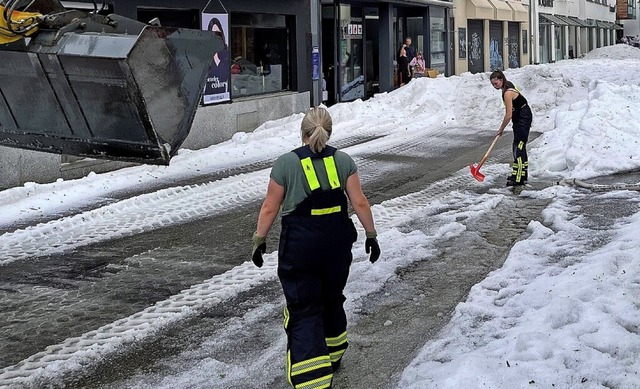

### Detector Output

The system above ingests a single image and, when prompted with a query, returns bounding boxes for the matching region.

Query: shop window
[229,13,291,98]
[137,7,200,28]
[430,12,446,74]
[407,17,423,54]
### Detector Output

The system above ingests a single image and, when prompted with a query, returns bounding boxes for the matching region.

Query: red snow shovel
[470,134,501,182]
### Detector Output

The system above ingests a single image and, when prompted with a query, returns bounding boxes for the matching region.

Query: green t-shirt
[270,148,357,216]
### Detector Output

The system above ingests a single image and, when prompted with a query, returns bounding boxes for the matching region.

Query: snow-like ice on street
[1,44,639,388]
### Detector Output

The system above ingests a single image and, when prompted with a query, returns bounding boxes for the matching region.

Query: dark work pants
[511,106,533,183]
[278,214,357,389]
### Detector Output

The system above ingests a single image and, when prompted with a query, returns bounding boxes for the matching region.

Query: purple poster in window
[202,13,230,105]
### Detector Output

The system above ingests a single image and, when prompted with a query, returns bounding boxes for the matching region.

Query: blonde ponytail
[301,107,332,153]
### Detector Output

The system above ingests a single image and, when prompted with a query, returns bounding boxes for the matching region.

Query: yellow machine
[0,0,223,165]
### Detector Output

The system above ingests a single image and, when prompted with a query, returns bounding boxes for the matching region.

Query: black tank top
[503,81,528,111]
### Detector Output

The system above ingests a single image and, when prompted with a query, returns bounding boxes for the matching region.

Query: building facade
[617,0,639,37]
[320,0,454,104]
[3,0,460,188]
[453,0,530,73]
[0,0,627,188]
[529,0,621,63]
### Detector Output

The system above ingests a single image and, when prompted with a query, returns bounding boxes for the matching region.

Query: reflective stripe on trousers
[511,108,532,183]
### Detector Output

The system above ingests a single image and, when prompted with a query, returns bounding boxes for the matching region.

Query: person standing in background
[398,47,411,86]
[409,51,426,78]
[402,37,416,70]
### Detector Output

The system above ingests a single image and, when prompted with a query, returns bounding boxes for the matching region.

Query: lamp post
[529,0,539,64]
[311,0,322,106]
[529,0,533,64]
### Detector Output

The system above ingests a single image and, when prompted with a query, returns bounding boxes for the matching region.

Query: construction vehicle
[0,0,223,165]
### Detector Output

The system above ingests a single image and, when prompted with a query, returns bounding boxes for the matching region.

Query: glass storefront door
[555,26,564,60]
[339,4,365,101]
[430,9,446,73]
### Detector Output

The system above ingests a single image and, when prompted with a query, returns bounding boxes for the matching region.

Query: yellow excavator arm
[0,5,41,44]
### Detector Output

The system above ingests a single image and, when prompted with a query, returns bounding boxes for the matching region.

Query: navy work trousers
[278,213,357,388]
[511,106,533,183]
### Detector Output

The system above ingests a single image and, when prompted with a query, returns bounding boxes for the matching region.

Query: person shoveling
[470,70,533,185]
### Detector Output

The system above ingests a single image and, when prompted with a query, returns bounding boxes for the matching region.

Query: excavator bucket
[0,7,223,165]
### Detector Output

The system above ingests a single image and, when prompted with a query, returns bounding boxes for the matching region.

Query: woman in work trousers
[252,107,381,389]
[490,70,533,186]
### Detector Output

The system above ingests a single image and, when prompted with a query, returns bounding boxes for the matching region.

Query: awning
[506,1,528,22]
[391,0,455,8]
[602,21,622,29]
[596,20,609,29]
[555,15,581,27]
[540,13,568,26]
[467,0,495,20]
[488,0,512,21]
[568,16,589,27]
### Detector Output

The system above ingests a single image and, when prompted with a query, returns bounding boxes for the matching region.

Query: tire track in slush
[0,167,512,388]
[0,135,378,236]
[0,171,270,265]
[0,127,514,386]
[0,127,465,266]
[0,135,379,265]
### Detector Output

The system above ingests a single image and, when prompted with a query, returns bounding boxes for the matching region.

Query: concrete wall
[0,91,310,190]
[621,20,640,37]
[184,91,310,149]
[0,148,60,189]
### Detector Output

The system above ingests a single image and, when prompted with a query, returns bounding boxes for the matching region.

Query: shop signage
[202,13,231,105]
[312,46,320,80]
[340,18,363,39]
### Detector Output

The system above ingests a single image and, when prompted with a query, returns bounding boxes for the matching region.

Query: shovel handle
[475,134,501,169]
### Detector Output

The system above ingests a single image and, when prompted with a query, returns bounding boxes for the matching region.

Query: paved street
[1,129,637,389]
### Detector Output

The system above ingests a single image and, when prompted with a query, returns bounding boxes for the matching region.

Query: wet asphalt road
[5,130,638,389]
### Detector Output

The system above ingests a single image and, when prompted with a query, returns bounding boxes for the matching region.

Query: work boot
[506,176,525,187]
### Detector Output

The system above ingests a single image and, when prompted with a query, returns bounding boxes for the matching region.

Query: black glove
[252,232,266,268]
[365,231,380,263]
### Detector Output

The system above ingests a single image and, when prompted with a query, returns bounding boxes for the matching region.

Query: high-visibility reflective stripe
[310,206,341,216]
[329,349,346,363]
[300,156,340,192]
[517,141,525,150]
[291,355,332,376]
[283,306,290,329]
[326,331,347,347]
[286,350,293,387]
[323,156,340,189]
[295,374,333,389]
[300,157,320,190]
[513,157,524,181]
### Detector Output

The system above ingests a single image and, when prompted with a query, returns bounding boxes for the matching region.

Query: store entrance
[338,4,365,102]
[321,5,337,105]
[364,7,380,99]
[321,3,365,104]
